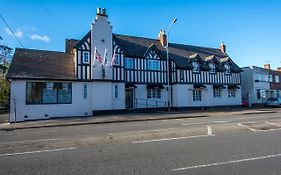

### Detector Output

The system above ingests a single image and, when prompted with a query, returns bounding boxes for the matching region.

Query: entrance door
[125,89,134,108]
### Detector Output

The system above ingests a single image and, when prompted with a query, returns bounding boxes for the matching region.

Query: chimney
[264,64,271,70]
[65,39,77,53]
[220,41,226,53]
[277,67,281,72]
[159,29,167,47]
[96,7,108,17]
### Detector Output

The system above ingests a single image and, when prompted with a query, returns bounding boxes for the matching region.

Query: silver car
[266,98,281,107]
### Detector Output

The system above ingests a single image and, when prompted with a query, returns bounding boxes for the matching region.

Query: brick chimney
[264,64,271,69]
[220,41,226,53]
[159,29,167,47]
[96,7,108,17]
[65,39,77,53]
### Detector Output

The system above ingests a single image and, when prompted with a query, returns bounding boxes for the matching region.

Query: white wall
[172,84,241,107]
[9,80,92,122]
[112,83,125,109]
[134,85,168,108]
[91,82,113,110]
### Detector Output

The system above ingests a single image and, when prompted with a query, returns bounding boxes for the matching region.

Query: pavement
[0,107,279,131]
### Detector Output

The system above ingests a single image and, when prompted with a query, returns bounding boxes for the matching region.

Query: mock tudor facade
[7,8,242,122]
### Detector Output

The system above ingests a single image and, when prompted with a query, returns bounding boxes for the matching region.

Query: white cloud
[5,28,23,38]
[30,34,50,42]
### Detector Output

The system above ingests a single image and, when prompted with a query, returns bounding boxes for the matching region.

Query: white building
[7,8,242,122]
[241,64,281,105]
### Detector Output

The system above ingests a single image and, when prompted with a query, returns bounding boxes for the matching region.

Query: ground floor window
[213,88,221,98]
[147,88,161,99]
[193,89,202,101]
[83,84,88,99]
[228,89,236,97]
[277,90,280,98]
[26,82,72,104]
[256,89,261,99]
[114,85,118,98]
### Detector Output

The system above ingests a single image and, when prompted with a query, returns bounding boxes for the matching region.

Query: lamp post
[166,18,177,112]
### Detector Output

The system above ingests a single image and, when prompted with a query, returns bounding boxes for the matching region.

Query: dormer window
[224,64,230,74]
[192,62,200,73]
[82,51,90,64]
[209,63,216,73]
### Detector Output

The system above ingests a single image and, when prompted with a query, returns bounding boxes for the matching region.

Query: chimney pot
[102,8,106,15]
[97,7,101,14]
[264,64,271,70]
[220,41,226,53]
[159,29,167,47]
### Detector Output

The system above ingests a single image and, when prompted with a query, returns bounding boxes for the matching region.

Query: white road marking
[132,134,215,144]
[237,123,257,132]
[207,126,212,135]
[120,127,178,134]
[0,147,77,157]
[181,121,227,126]
[266,121,281,127]
[172,153,281,171]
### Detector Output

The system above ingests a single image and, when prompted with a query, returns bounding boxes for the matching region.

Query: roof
[114,34,241,72]
[7,48,76,80]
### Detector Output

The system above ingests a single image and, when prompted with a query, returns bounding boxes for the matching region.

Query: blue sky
[1,0,281,68]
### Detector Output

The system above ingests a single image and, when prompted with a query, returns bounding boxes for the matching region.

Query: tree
[0,40,12,107]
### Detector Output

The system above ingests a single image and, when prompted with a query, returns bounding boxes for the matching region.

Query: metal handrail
[135,98,168,108]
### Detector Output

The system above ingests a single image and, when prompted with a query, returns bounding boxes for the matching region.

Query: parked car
[242,100,249,107]
[265,98,281,107]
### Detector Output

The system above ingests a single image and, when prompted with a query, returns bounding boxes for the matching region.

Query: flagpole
[93,47,97,66]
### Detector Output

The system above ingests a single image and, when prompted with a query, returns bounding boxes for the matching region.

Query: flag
[102,48,108,66]
[111,49,116,67]
[92,47,97,66]
[94,48,103,64]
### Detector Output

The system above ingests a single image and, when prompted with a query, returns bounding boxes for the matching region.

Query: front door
[125,89,134,108]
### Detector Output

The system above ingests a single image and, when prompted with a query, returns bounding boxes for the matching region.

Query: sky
[1,0,281,69]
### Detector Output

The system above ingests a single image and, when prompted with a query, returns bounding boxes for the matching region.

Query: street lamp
[166,18,177,112]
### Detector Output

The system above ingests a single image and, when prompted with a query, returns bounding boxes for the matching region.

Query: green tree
[0,77,9,107]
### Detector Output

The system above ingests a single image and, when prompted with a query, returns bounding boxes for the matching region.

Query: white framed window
[228,89,236,97]
[277,90,280,98]
[213,88,221,98]
[192,62,200,73]
[147,88,161,99]
[224,64,231,74]
[125,58,134,69]
[275,75,279,83]
[114,85,118,98]
[82,51,90,64]
[256,89,261,99]
[193,89,202,101]
[209,63,216,73]
[147,60,160,70]
[115,54,120,65]
[269,75,273,82]
[180,70,184,81]
[83,84,88,99]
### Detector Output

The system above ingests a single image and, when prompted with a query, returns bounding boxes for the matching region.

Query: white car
[266,98,281,107]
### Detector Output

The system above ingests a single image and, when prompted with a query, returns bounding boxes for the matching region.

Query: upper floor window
[82,52,90,64]
[269,75,273,82]
[224,64,231,74]
[125,58,134,69]
[275,75,279,83]
[192,62,200,73]
[209,63,216,73]
[147,60,160,71]
[115,54,120,65]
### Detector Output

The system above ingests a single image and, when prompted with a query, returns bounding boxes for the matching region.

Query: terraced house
[7,8,242,122]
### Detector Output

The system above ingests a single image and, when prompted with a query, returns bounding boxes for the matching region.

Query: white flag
[102,48,108,66]
[111,49,116,67]
[92,47,97,66]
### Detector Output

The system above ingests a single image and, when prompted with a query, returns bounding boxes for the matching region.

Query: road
[0,110,281,174]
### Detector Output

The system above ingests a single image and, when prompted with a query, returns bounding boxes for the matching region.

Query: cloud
[5,28,23,38]
[30,34,50,42]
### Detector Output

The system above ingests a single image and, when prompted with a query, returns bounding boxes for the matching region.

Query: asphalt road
[0,111,281,174]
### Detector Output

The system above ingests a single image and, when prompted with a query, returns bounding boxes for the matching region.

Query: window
[114,85,118,98]
[224,64,231,74]
[147,88,161,99]
[83,52,90,64]
[26,82,72,104]
[209,63,216,73]
[275,75,279,83]
[192,62,200,73]
[228,89,236,97]
[83,84,88,99]
[269,75,273,82]
[115,54,120,65]
[277,90,280,98]
[256,89,261,99]
[213,88,221,98]
[147,60,160,70]
[180,70,184,81]
[125,58,134,69]
[193,89,202,101]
